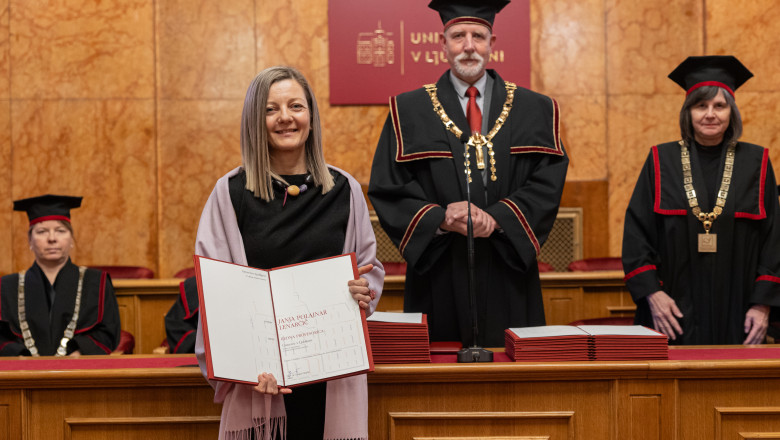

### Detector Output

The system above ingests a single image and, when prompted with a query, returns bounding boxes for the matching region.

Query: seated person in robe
[0,195,121,356]
[163,276,198,353]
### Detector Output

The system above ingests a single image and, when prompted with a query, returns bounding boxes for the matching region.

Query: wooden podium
[2,348,780,439]
[368,348,780,439]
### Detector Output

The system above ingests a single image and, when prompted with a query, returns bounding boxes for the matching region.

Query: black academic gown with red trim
[368,69,569,347]
[622,141,780,345]
[0,260,120,356]
[164,276,199,354]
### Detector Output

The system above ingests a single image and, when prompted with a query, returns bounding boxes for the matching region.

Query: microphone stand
[457,135,493,363]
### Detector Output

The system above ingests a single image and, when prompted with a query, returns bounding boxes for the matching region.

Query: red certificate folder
[366,312,431,364]
[505,325,668,362]
[194,253,374,387]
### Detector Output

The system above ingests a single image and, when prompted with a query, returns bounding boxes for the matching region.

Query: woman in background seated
[622,56,780,345]
[0,195,121,356]
[195,66,384,439]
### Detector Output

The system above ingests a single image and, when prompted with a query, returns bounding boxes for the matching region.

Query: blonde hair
[240,66,334,201]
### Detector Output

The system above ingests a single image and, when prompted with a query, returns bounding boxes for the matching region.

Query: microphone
[457,132,493,363]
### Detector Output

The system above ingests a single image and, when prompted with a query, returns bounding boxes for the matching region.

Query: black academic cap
[13,194,82,225]
[428,0,510,31]
[668,55,753,96]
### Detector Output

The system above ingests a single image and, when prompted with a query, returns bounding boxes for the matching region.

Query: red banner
[328,0,530,105]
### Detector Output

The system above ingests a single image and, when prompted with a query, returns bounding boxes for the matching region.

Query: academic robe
[164,276,198,354]
[368,69,568,347]
[622,141,780,345]
[0,260,120,356]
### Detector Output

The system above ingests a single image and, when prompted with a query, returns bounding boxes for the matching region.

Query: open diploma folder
[194,253,373,386]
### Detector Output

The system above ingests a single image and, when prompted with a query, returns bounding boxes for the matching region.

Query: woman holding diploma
[195,66,384,440]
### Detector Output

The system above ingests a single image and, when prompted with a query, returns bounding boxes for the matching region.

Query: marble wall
[0,0,777,276]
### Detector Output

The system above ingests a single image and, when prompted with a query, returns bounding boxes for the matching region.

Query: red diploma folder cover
[366,312,431,363]
[505,325,668,362]
[194,253,374,387]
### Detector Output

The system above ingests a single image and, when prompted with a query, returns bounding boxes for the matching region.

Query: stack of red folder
[505,325,668,362]
[577,325,668,360]
[504,326,591,361]
[367,312,431,364]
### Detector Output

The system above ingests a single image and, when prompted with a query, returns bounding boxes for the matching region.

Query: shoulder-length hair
[240,66,334,201]
[679,85,742,146]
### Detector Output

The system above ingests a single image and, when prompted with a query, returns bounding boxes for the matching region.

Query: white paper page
[198,258,282,383]
[577,325,662,336]
[270,255,368,386]
[367,311,423,324]
[508,325,590,338]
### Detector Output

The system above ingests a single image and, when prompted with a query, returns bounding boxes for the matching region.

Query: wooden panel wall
[560,180,609,258]
[1,0,778,276]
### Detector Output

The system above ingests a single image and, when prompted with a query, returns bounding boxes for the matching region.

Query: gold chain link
[424,81,516,182]
[679,140,735,233]
[18,266,86,356]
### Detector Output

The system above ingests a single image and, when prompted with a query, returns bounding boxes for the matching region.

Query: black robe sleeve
[483,143,569,272]
[622,149,665,300]
[165,277,199,353]
[368,114,448,272]
[750,157,780,305]
[0,331,27,356]
[70,271,121,355]
[0,274,29,356]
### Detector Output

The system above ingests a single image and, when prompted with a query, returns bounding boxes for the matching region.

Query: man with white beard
[369,0,569,347]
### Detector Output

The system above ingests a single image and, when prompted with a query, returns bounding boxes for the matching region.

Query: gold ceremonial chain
[18,266,86,356]
[424,81,517,182]
[679,140,736,253]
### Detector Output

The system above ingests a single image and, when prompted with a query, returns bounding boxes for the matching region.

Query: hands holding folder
[349,264,377,312]
[250,263,377,395]
[254,372,292,395]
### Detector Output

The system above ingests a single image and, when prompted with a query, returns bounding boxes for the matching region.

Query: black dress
[229,169,349,439]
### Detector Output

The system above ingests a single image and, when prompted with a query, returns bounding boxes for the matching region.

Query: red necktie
[466,86,482,135]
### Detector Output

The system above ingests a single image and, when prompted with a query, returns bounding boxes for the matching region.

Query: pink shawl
[194,166,384,440]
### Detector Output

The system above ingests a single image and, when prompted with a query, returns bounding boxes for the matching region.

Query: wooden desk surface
[384,270,626,289]
[540,269,625,284]
[113,277,182,293]
[1,346,777,384]
[368,346,780,439]
[2,348,780,439]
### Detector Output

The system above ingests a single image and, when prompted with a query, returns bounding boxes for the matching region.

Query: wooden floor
[2,348,780,439]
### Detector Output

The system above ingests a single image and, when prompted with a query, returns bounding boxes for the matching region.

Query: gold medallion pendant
[679,140,735,254]
[698,233,717,253]
[424,82,516,183]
